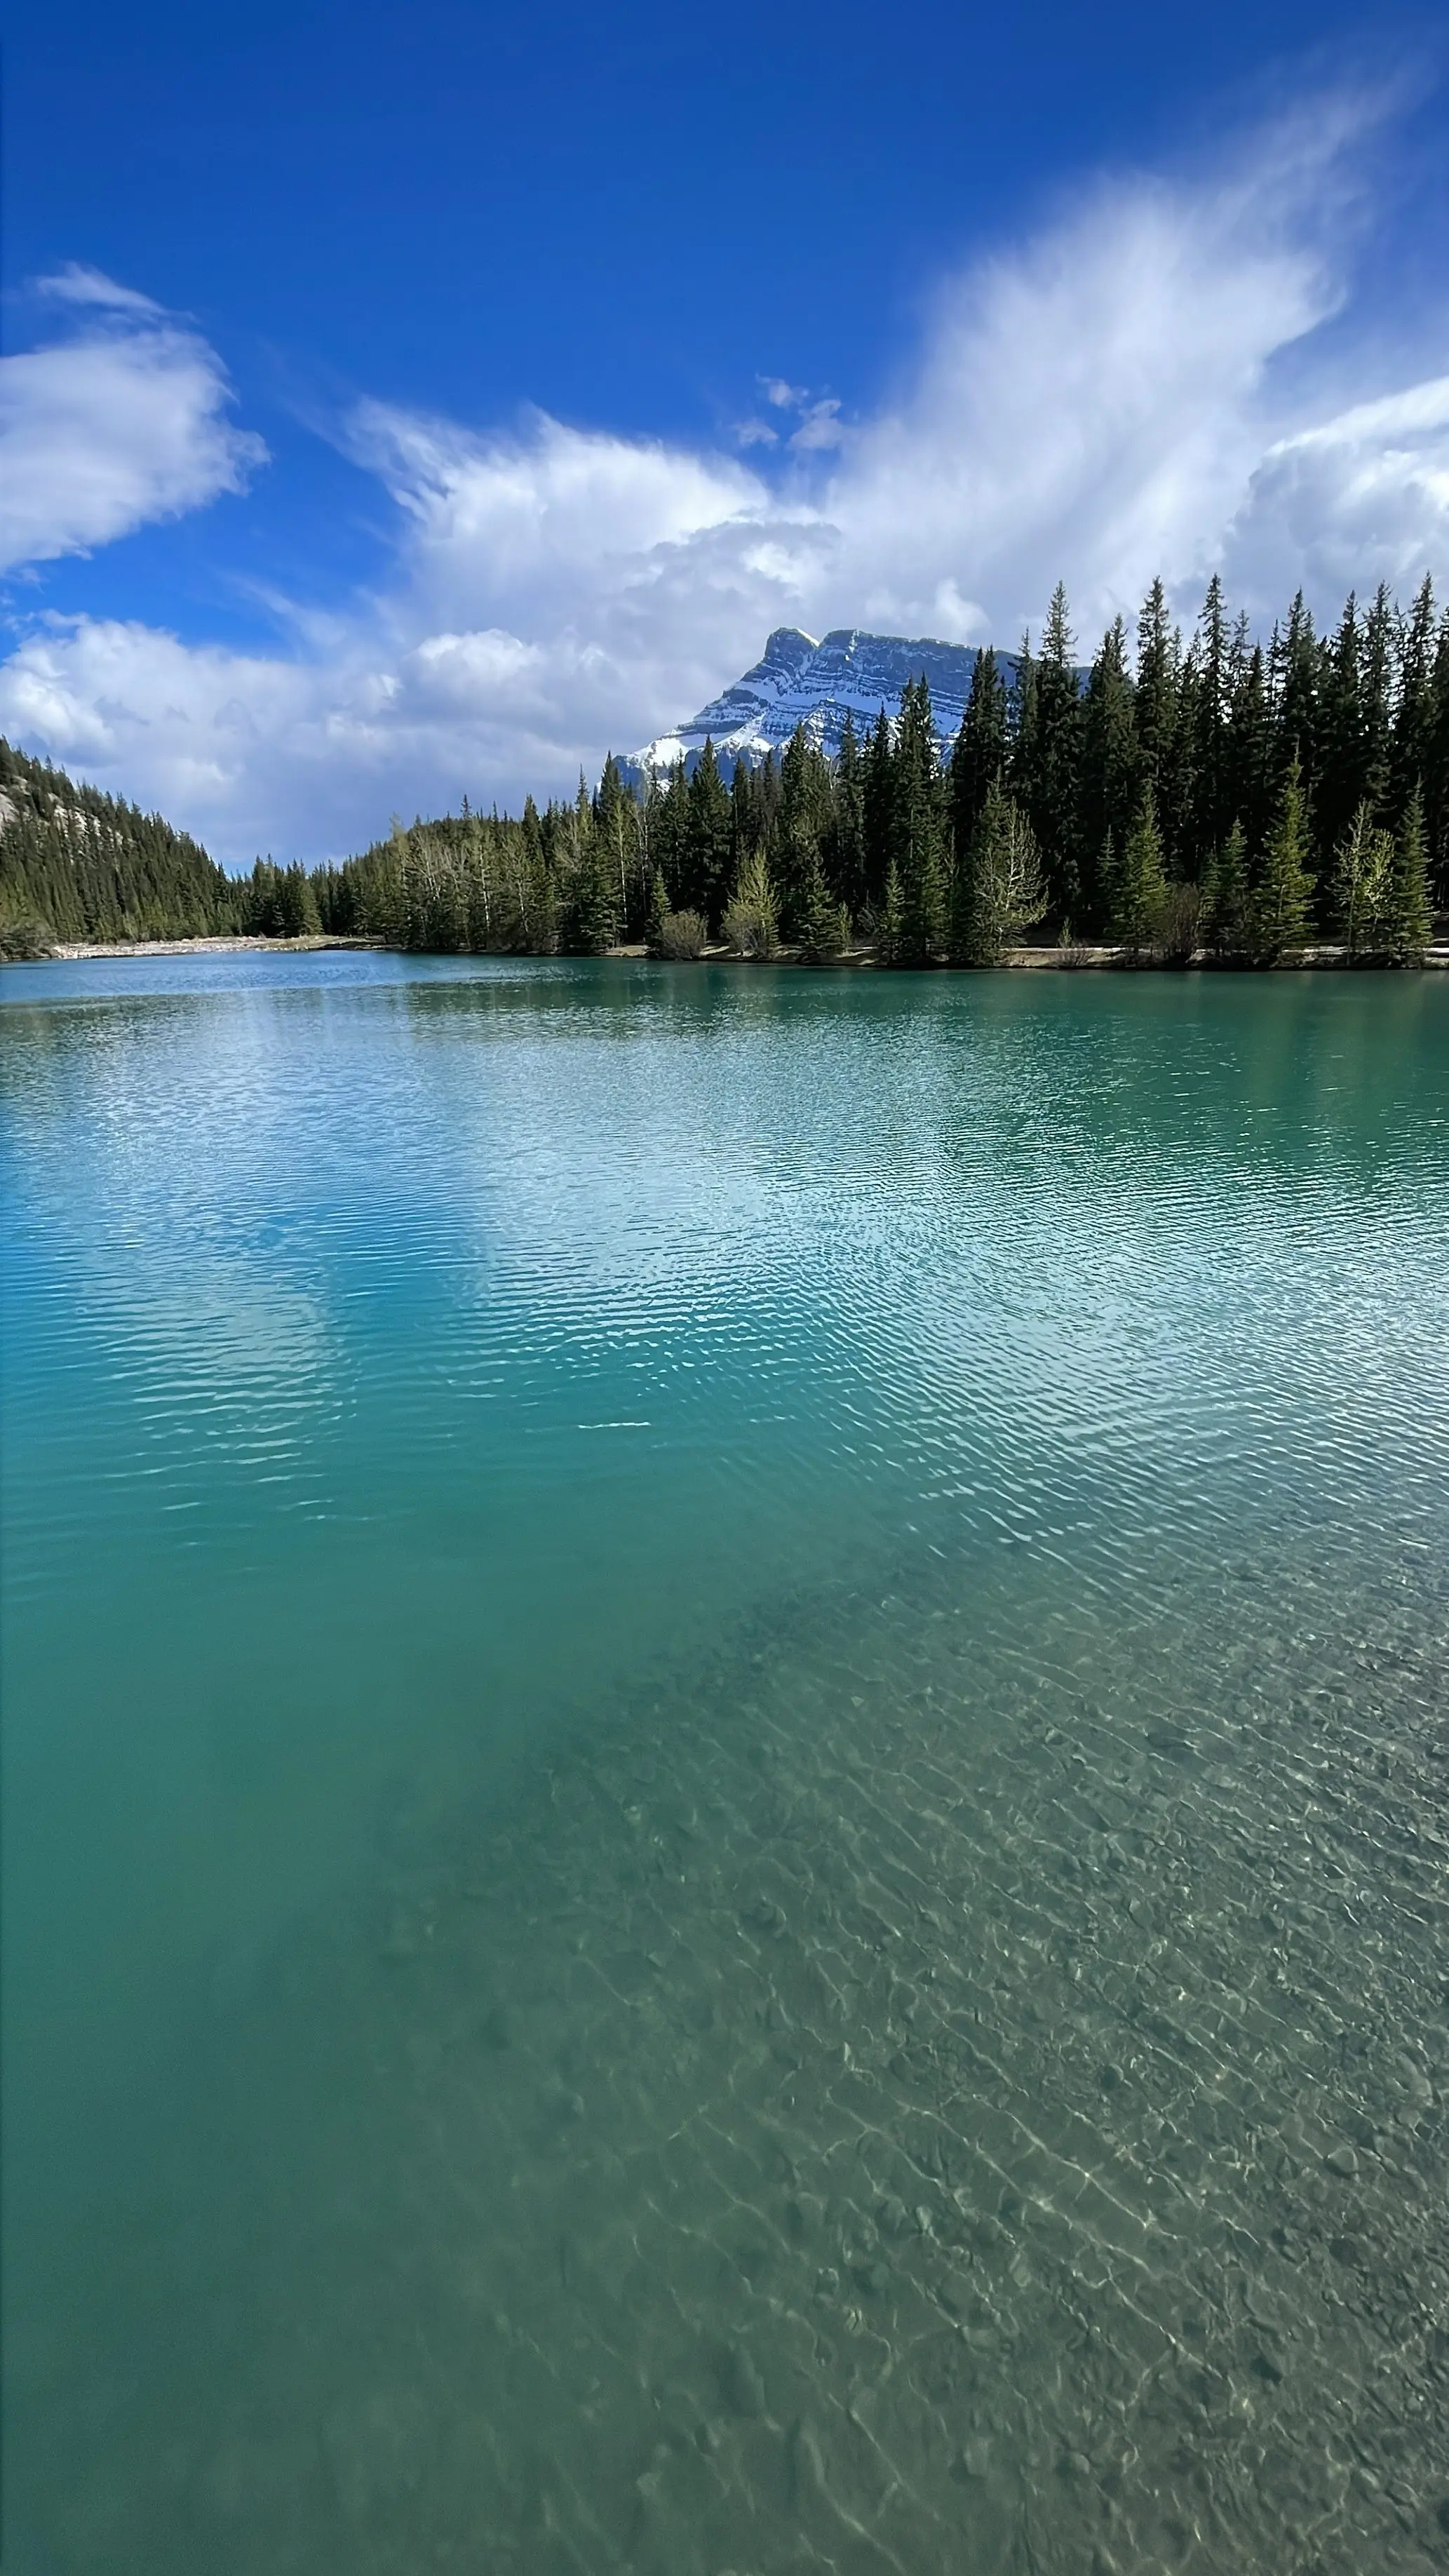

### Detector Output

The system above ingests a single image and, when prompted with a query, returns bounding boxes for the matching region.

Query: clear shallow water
[3,953,1448,2575]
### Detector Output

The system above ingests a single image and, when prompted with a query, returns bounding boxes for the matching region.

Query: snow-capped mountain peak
[628,626,1024,779]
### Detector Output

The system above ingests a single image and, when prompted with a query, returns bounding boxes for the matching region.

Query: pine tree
[950,777,1045,963]
[1316,593,1368,865]
[1077,617,1136,930]
[729,758,756,883]
[876,859,906,966]
[1187,575,1230,869]
[794,838,848,962]
[1272,593,1319,784]
[827,713,868,920]
[1251,757,1315,962]
[863,707,895,913]
[1106,791,1168,955]
[1360,583,1395,807]
[518,795,558,953]
[949,647,1010,858]
[645,868,670,956]
[1133,579,1177,808]
[890,677,947,962]
[1385,784,1433,964]
[1225,640,1274,859]
[776,723,834,932]
[1018,586,1082,918]
[722,848,779,959]
[1331,800,1392,960]
[1428,610,1449,908]
[1391,577,1437,823]
[1203,821,1250,956]
[594,753,638,937]
[682,739,732,926]
[652,762,689,912]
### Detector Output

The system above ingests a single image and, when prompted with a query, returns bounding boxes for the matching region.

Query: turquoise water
[3,953,1448,2575]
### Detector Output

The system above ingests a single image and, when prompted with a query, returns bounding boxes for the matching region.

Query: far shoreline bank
[13,935,1449,972]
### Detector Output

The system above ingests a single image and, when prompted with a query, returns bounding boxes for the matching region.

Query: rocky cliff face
[628,627,1026,779]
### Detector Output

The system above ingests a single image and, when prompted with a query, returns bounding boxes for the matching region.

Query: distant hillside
[627,626,1043,781]
[0,738,235,944]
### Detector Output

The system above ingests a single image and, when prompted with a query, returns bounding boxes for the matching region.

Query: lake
[3,951,1447,2575]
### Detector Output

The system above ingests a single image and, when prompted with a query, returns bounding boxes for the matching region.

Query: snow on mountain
[626,627,1025,781]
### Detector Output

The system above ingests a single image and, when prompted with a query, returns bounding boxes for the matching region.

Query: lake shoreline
[22,934,1449,970]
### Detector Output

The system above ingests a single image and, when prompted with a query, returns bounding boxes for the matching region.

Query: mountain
[627,626,1027,780]
[0,737,234,944]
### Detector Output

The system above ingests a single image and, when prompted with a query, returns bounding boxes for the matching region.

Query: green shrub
[656,909,708,960]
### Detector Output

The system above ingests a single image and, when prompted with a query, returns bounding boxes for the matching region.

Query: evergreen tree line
[316,575,1449,967]
[4,573,1447,962]
[0,737,234,948]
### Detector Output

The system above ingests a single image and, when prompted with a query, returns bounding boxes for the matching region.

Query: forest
[309,576,1448,967]
[0,734,235,952]
[5,575,1448,964]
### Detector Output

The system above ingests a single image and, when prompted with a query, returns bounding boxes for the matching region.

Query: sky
[2,0,1448,865]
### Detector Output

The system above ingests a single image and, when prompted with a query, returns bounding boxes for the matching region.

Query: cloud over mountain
[1,98,1446,862]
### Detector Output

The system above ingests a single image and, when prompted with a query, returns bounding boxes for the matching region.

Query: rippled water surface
[4,953,1448,2575]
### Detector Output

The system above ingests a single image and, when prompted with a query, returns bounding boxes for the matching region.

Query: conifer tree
[1187,576,1230,868]
[1225,640,1274,859]
[1391,577,1437,821]
[1133,579,1178,819]
[652,762,689,911]
[1019,586,1082,918]
[827,713,868,920]
[890,677,947,962]
[1077,617,1137,929]
[949,647,1010,857]
[776,723,835,930]
[645,866,670,957]
[1203,820,1250,956]
[1360,583,1395,805]
[1385,784,1434,964]
[1316,593,1368,862]
[877,859,906,966]
[1272,593,1319,784]
[594,753,638,937]
[1331,800,1392,960]
[950,777,1046,963]
[1428,610,1449,906]
[1251,757,1315,962]
[721,847,779,958]
[862,706,895,914]
[682,739,732,926]
[793,838,848,962]
[1106,791,1168,955]
[518,795,558,953]
[729,758,756,882]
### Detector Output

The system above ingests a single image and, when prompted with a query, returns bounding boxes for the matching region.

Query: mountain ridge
[626,626,1028,781]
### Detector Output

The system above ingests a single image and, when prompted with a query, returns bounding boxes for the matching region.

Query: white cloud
[1,98,1446,863]
[39,262,166,317]
[790,398,845,453]
[1222,377,1449,603]
[0,271,264,572]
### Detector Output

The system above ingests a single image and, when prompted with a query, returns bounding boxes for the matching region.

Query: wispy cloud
[1,93,1446,861]
[0,268,265,573]
[38,263,166,317]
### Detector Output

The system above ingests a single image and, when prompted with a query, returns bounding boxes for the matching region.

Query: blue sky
[2,0,1448,862]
